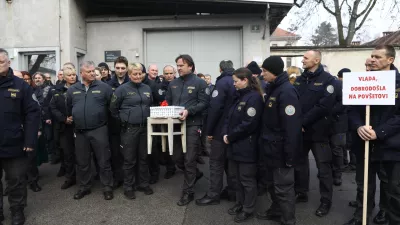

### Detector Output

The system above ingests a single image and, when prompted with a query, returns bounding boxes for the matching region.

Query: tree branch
[339,0,345,10]
[345,0,352,14]
[294,0,307,7]
[356,0,375,18]
[316,0,336,15]
[355,0,377,31]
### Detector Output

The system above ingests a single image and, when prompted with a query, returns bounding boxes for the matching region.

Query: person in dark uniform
[66,61,114,200]
[150,65,177,181]
[196,60,237,206]
[166,54,209,206]
[0,48,40,225]
[256,56,301,225]
[110,62,154,199]
[293,50,336,217]
[222,67,263,223]
[50,66,77,190]
[106,56,130,189]
[329,69,349,187]
[344,45,399,225]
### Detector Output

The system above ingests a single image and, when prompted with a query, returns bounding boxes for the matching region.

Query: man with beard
[106,56,130,189]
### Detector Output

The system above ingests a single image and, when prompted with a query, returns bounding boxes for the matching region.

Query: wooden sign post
[343,70,396,225]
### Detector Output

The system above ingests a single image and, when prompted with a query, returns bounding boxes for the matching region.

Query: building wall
[86,15,270,70]
[272,47,400,75]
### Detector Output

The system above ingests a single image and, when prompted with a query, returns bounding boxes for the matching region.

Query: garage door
[145,29,242,82]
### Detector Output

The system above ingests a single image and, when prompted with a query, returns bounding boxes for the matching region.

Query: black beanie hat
[246,61,262,75]
[98,62,110,71]
[337,68,351,78]
[262,56,284,76]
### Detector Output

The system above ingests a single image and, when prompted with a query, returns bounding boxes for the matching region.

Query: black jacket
[107,74,130,134]
[154,79,171,105]
[34,84,52,121]
[0,68,40,157]
[142,75,158,105]
[66,80,113,130]
[348,65,400,161]
[331,79,348,134]
[110,82,152,125]
[223,87,263,163]
[50,83,74,132]
[293,65,336,142]
[166,73,210,126]
[206,68,236,140]
[261,74,302,167]
[107,74,129,91]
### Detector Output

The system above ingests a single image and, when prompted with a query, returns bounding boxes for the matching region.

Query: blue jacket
[223,87,264,163]
[107,74,129,91]
[0,68,40,158]
[330,79,348,134]
[206,68,236,140]
[261,73,302,167]
[348,65,400,161]
[293,65,336,142]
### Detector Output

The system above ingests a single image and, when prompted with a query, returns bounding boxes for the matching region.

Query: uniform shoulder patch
[326,85,334,94]
[205,87,210,95]
[158,89,164,96]
[212,90,218,98]
[111,93,117,102]
[285,105,296,116]
[247,107,256,117]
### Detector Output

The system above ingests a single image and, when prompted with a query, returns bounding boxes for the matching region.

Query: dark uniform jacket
[206,68,236,140]
[143,75,158,105]
[223,87,263,163]
[50,83,74,132]
[34,84,52,121]
[154,79,171,105]
[166,73,210,126]
[66,80,113,130]
[331,79,348,134]
[348,65,400,161]
[262,73,302,167]
[293,65,336,142]
[107,74,129,134]
[110,82,152,125]
[0,68,40,157]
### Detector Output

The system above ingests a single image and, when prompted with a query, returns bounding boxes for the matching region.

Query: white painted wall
[86,15,270,71]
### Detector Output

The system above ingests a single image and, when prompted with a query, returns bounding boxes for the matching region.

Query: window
[286,57,292,67]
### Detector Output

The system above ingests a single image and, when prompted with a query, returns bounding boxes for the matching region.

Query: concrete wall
[0,0,86,70]
[271,47,400,75]
[86,15,270,70]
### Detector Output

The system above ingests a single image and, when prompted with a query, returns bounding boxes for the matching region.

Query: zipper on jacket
[178,80,184,106]
[84,88,88,129]
[138,87,144,124]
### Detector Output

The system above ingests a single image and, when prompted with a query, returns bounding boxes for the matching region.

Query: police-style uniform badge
[205,88,210,95]
[188,90,193,94]
[111,94,117,102]
[268,102,273,107]
[326,85,334,94]
[247,107,256,117]
[285,105,295,116]
[212,90,218,98]
[158,89,164,96]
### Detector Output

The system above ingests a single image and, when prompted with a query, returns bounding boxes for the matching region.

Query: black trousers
[109,133,123,183]
[26,151,39,185]
[59,126,75,180]
[120,126,150,191]
[207,139,236,198]
[74,125,113,192]
[229,160,257,213]
[353,154,388,221]
[267,167,296,225]
[381,161,400,224]
[257,143,268,192]
[172,126,200,194]
[330,133,346,179]
[295,141,333,202]
[0,157,28,211]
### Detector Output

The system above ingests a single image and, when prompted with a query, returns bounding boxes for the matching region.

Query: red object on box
[160,100,169,106]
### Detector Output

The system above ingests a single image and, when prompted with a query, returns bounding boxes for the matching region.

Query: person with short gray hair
[66,60,115,200]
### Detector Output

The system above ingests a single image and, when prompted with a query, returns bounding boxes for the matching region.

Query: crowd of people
[0,44,399,225]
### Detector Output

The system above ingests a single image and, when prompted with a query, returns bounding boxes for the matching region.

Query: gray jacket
[166,73,210,126]
[66,80,113,130]
[110,82,152,125]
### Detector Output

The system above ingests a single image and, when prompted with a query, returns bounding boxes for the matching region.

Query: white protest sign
[342,70,396,105]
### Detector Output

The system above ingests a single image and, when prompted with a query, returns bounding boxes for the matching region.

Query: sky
[278,1,400,45]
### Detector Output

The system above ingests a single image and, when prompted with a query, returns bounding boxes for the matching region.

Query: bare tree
[292,0,395,46]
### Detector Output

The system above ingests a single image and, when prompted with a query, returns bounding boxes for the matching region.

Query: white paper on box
[342,71,396,106]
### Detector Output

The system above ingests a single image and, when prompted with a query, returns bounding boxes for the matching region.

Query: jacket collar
[179,73,195,81]
[0,68,15,87]
[216,68,234,82]
[302,64,324,79]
